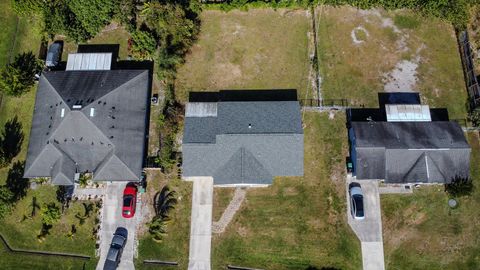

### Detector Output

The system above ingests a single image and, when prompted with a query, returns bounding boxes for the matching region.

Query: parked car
[122,183,137,218]
[103,227,128,270]
[349,182,365,220]
[46,42,63,67]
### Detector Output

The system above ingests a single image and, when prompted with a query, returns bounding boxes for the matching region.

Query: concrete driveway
[346,176,385,270]
[188,177,213,270]
[96,182,139,270]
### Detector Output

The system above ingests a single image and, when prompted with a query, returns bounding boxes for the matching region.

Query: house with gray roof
[348,92,470,184]
[182,90,304,186]
[24,52,150,185]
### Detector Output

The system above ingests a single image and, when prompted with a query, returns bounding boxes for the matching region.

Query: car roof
[112,235,126,247]
[103,259,117,270]
[106,245,120,261]
[350,186,363,196]
[114,227,128,239]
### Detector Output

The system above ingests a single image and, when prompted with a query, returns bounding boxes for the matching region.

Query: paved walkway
[96,182,138,270]
[188,177,213,270]
[212,188,246,234]
[346,176,385,270]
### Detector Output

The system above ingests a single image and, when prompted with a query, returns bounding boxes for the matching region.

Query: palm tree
[153,186,177,220]
[148,216,167,242]
[75,202,94,225]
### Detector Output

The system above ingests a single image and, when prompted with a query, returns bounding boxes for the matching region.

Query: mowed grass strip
[317,6,466,119]
[175,9,312,102]
[381,132,480,270]
[212,112,361,270]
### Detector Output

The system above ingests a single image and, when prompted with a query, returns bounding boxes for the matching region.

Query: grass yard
[174,9,312,103]
[59,25,131,61]
[381,132,480,270]
[212,112,361,270]
[135,170,192,269]
[0,1,43,67]
[317,6,467,119]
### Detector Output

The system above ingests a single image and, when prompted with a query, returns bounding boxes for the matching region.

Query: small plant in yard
[75,202,95,225]
[66,224,77,239]
[0,186,14,220]
[78,173,92,188]
[445,176,474,197]
[148,186,177,242]
[468,108,480,127]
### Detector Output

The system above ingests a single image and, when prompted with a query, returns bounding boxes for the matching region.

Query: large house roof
[349,93,471,184]
[24,70,150,184]
[182,90,304,185]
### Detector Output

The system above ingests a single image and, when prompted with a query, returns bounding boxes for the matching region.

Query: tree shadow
[6,161,29,201]
[1,116,24,166]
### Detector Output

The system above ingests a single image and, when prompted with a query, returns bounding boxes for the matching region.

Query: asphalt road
[96,182,138,270]
[188,177,213,270]
[346,176,385,270]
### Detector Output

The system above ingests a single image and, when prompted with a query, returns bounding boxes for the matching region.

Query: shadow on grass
[6,160,28,201]
[1,116,24,166]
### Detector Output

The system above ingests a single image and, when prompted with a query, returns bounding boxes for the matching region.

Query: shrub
[130,30,157,60]
[41,202,61,226]
[445,176,474,197]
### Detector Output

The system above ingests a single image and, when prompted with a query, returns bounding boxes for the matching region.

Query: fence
[300,98,349,108]
[0,232,90,260]
[457,30,480,110]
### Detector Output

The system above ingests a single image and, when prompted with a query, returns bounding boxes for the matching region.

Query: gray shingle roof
[352,121,470,183]
[24,70,150,184]
[182,91,304,185]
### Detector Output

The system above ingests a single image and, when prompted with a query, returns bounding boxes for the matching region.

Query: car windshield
[353,195,364,216]
[123,195,133,207]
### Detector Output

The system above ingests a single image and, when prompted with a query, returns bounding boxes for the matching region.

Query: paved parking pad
[96,182,138,270]
[188,177,213,270]
[346,176,385,270]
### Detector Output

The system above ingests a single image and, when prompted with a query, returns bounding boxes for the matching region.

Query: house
[24,51,151,185]
[182,90,304,186]
[348,92,470,184]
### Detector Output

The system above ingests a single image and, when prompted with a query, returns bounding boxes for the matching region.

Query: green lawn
[0,1,43,67]
[317,6,467,119]
[381,132,480,270]
[135,171,192,269]
[174,8,312,103]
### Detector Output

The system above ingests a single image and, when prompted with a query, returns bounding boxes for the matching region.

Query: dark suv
[103,227,128,270]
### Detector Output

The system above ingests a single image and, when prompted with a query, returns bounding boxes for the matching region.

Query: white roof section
[66,53,112,71]
[386,104,431,122]
[186,102,218,117]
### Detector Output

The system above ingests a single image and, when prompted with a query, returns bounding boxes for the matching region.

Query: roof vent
[90,108,95,117]
[248,123,252,129]
[73,105,82,109]
[60,108,65,118]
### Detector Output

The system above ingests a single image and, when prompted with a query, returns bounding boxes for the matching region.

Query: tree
[67,0,115,36]
[75,202,95,225]
[41,202,61,226]
[153,186,177,219]
[5,161,29,201]
[0,116,24,166]
[12,0,44,16]
[130,30,157,60]
[0,52,42,96]
[148,216,168,242]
